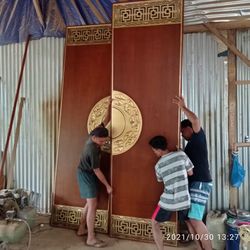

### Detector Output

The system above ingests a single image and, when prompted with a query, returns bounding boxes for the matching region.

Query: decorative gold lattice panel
[66,24,111,45]
[113,0,182,28]
[51,205,108,233]
[111,214,177,246]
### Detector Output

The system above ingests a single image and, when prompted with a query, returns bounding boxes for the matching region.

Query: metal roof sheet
[184,0,250,24]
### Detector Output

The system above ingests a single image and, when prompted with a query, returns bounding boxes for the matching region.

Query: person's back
[149,135,193,250]
[156,150,192,211]
[184,128,212,183]
[78,138,100,172]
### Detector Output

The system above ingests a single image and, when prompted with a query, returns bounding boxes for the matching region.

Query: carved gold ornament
[113,0,182,28]
[51,205,108,233]
[51,205,177,245]
[66,24,112,45]
[111,214,177,246]
[87,91,143,155]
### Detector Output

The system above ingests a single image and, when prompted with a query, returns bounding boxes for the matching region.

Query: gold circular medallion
[87,90,142,155]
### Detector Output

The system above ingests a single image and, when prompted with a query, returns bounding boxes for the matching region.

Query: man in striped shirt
[149,135,194,250]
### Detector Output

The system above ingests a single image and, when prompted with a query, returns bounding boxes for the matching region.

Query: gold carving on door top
[66,24,112,45]
[113,0,182,28]
[87,91,142,155]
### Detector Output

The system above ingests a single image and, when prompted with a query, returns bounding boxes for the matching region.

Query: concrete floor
[9,223,196,250]
[6,213,250,250]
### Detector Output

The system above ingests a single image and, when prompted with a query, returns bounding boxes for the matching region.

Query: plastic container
[226,219,240,250]
[206,210,227,250]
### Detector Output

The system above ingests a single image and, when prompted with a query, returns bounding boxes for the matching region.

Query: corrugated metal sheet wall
[0,38,64,213]
[182,32,230,211]
[237,29,250,210]
[0,31,249,213]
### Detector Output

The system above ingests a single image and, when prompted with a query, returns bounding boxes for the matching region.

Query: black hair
[149,136,167,150]
[90,126,109,138]
[181,119,192,129]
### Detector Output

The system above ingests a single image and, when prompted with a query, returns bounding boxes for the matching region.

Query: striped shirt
[155,150,194,211]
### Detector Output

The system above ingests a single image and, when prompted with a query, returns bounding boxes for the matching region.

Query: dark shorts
[152,205,188,223]
[77,168,99,199]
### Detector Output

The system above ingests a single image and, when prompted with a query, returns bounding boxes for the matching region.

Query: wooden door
[110,0,183,245]
[52,1,184,245]
[52,25,112,233]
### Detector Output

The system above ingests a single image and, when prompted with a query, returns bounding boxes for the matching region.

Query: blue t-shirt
[184,128,212,183]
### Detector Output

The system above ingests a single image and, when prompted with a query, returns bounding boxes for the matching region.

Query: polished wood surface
[54,23,182,221]
[112,24,182,218]
[54,44,111,209]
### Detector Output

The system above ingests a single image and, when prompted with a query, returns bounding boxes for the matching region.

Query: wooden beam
[184,19,250,33]
[204,22,250,67]
[228,30,237,209]
[235,80,250,85]
[234,142,250,150]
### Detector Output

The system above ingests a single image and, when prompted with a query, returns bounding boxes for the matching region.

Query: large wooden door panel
[112,24,182,218]
[111,0,183,244]
[52,0,183,245]
[52,25,112,231]
[55,45,111,207]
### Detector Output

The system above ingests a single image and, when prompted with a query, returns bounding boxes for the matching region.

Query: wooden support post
[228,30,238,209]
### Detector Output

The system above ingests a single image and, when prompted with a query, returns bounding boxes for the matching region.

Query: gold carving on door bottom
[87,90,142,155]
[111,214,177,246]
[51,205,108,233]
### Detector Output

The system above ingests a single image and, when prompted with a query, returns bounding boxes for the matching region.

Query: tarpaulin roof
[1,0,250,45]
[0,0,118,45]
